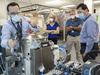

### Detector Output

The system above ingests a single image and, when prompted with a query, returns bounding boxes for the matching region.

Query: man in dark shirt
[66,10,83,63]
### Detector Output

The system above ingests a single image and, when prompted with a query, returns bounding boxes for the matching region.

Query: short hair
[77,3,89,11]
[7,2,20,12]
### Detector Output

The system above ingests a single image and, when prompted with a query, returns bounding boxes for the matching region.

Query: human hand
[69,26,73,28]
[8,39,17,48]
[66,26,73,31]
[50,30,55,34]
[46,30,54,34]
[83,53,87,58]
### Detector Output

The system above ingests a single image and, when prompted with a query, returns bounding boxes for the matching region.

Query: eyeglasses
[77,10,84,14]
[10,12,21,15]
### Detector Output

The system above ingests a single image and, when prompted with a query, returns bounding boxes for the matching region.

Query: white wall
[93,5,100,33]
[0,0,7,25]
[95,5,100,14]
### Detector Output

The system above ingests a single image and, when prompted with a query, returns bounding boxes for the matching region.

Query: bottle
[39,70,45,75]
[39,65,45,75]
[64,68,69,75]
[64,70,68,75]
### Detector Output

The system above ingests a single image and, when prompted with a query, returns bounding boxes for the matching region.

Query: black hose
[83,50,100,62]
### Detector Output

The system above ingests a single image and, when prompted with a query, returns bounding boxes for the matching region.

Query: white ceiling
[6,0,83,7]
[6,0,100,10]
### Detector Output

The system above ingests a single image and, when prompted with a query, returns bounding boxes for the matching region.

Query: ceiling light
[94,0,100,4]
[45,0,63,6]
[38,9,50,13]
[20,0,29,2]
[61,5,76,8]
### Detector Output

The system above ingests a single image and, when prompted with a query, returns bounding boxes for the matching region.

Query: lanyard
[11,19,22,39]
[11,19,23,51]
[11,19,22,33]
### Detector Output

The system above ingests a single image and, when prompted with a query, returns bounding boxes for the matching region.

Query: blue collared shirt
[1,18,31,49]
[80,15,99,53]
[66,17,83,36]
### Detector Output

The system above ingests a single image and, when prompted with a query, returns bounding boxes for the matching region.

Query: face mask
[71,15,75,19]
[11,15,21,23]
[49,18,54,22]
[78,13,86,21]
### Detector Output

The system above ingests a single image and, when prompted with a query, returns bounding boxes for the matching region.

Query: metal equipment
[46,50,100,75]
[82,60,100,75]
[22,34,55,75]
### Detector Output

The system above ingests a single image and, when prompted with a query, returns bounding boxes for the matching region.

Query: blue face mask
[78,13,86,21]
[11,15,21,23]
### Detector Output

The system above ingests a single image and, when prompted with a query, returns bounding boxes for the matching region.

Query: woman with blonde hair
[46,15,59,44]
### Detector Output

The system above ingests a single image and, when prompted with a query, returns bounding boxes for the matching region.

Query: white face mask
[78,13,86,21]
[11,15,21,23]
[49,18,54,22]
[71,15,75,19]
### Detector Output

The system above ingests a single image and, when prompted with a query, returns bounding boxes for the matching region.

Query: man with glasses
[77,3,99,62]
